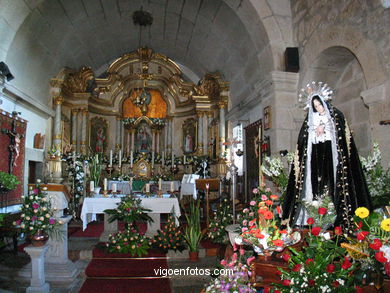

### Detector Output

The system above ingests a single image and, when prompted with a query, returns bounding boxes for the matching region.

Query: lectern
[195,178,220,226]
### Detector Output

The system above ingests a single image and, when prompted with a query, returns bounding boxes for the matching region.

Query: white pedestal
[24,245,50,293]
[100,214,118,242]
[146,213,160,236]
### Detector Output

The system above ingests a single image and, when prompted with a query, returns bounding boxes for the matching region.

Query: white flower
[42,207,47,211]
[29,196,33,200]
[29,226,33,230]
[25,216,30,220]
[36,179,41,183]
[45,213,50,218]
[380,245,390,260]
[39,217,44,221]
[42,187,47,191]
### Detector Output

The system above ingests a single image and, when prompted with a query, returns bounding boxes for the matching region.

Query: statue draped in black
[282,94,372,231]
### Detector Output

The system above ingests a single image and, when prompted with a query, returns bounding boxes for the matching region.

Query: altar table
[81,196,181,241]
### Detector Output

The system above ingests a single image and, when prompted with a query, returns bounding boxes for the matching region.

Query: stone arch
[301,25,387,89]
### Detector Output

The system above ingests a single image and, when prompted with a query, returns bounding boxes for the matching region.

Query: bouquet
[14,181,61,238]
[207,198,233,244]
[106,226,151,256]
[152,214,186,252]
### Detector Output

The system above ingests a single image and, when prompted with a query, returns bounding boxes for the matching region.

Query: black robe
[282,104,372,230]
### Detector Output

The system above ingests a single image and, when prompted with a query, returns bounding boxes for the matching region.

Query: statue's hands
[316,123,325,137]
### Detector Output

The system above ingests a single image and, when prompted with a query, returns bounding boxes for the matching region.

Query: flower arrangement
[122,118,138,126]
[360,143,390,208]
[239,188,294,254]
[150,118,166,126]
[106,227,151,256]
[89,154,102,187]
[0,171,20,191]
[271,210,363,293]
[14,181,61,238]
[341,207,390,286]
[64,154,85,218]
[207,198,233,244]
[152,214,186,252]
[301,191,336,230]
[204,251,256,292]
[261,154,292,195]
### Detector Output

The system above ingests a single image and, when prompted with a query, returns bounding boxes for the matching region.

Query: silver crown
[298,81,333,110]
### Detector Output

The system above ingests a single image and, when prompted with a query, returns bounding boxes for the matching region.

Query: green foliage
[152,214,186,252]
[89,154,102,186]
[104,196,153,225]
[207,198,233,244]
[184,199,202,252]
[0,171,20,191]
[106,226,151,256]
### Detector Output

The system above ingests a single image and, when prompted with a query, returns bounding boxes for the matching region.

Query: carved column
[197,113,203,154]
[156,130,160,153]
[116,117,122,150]
[77,110,83,154]
[203,113,208,155]
[164,122,168,151]
[80,109,88,155]
[53,96,63,155]
[71,109,78,151]
[167,118,172,154]
[152,129,156,152]
[218,102,226,157]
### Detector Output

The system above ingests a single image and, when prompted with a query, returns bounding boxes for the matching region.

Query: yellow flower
[381,218,390,232]
[355,207,370,219]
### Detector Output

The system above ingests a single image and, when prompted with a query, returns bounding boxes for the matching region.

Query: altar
[80,196,181,240]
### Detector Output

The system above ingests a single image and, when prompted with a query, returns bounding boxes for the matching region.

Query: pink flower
[243,208,249,213]
[239,248,245,255]
[265,187,271,192]
[252,188,259,194]
[33,189,39,194]
[231,253,238,262]
[261,194,268,201]
[32,203,39,209]
[241,227,248,232]
[242,220,248,226]
[220,259,227,266]
[49,218,56,225]
[31,216,37,221]
[250,201,256,206]
[15,219,21,225]
[246,256,255,266]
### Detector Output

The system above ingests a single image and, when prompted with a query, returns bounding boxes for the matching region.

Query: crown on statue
[298,81,333,110]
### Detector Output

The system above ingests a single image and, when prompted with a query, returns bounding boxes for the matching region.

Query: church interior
[0,1,390,292]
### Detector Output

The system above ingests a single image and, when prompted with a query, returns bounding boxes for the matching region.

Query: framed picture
[182,118,197,155]
[263,106,271,130]
[90,117,108,153]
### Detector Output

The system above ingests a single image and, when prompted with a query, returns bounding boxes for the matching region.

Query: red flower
[263,287,270,293]
[355,221,363,230]
[282,279,291,286]
[279,229,288,234]
[342,257,352,270]
[357,231,369,241]
[273,239,285,247]
[311,227,321,236]
[264,211,274,220]
[334,226,343,235]
[270,194,279,200]
[332,281,340,287]
[282,253,291,262]
[306,258,314,266]
[307,217,315,225]
[355,286,364,293]
[255,230,265,239]
[292,264,302,272]
[318,207,327,215]
[369,238,382,250]
[326,263,335,273]
[276,205,282,215]
[375,251,388,263]
[385,262,390,277]
[265,200,273,206]
[308,279,315,286]
[274,290,281,293]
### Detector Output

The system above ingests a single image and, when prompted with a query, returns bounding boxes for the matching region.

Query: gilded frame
[89,117,109,154]
[182,118,198,155]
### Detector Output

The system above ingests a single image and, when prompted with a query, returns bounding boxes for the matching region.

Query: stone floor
[0,232,219,293]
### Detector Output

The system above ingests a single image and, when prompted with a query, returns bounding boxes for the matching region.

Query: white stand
[100,214,118,242]
[24,245,50,293]
[146,213,160,236]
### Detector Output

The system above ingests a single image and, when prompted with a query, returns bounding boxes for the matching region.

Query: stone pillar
[197,113,203,154]
[361,83,390,166]
[203,113,208,155]
[164,122,168,151]
[152,129,156,152]
[80,109,88,155]
[71,109,78,151]
[171,118,175,155]
[218,102,226,157]
[167,118,172,154]
[156,130,160,153]
[77,110,83,154]
[53,96,63,155]
[116,117,122,150]
[24,245,50,293]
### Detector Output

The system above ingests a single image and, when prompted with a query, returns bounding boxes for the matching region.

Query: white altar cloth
[81,196,181,231]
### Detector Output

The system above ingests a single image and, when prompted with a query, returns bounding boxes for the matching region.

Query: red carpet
[69,221,147,238]
[80,246,171,293]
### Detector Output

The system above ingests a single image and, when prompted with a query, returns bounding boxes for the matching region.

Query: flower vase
[30,230,49,247]
[189,251,199,262]
[373,270,384,292]
[94,187,101,196]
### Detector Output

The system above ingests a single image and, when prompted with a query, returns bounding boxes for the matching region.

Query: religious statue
[184,130,193,153]
[95,127,106,153]
[136,124,151,152]
[2,111,24,174]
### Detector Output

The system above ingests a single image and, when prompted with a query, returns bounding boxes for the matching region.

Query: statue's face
[313,99,325,114]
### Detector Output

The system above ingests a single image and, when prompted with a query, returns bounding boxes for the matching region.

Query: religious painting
[90,117,108,154]
[133,159,151,178]
[244,119,262,200]
[182,118,197,155]
[263,106,271,130]
[136,121,152,153]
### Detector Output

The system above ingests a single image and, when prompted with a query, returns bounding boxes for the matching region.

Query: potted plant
[184,199,202,261]
[0,171,21,192]
[89,154,102,194]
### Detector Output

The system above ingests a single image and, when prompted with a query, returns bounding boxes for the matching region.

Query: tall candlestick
[171,153,174,168]
[118,149,122,167]
[170,181,174,192]
[152,151,155,168]
[103,178,108,191]
[145,183,150,193]
[183,155,186,165]
[130,177,133,192]
[130,151,133,168]
[109,150,113,167]
[112,183,117,193]
[162,151,165,166]
[90,181,94,192]
[158,178,162,190]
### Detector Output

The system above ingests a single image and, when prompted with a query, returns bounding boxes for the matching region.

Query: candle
[90,181,94,192]
[152,151,155,168]
[130,150,133,168]
[103,178,107,191]
[109,150,113,167]
[183,155,186,165]
[145,183,150,193]
[171,153,174,168]
[112,183,117,193]
[170,181,174,192]
[129,177,133,191]
[118,150,122,167]
[162,151,165,166]
[158,178,162,190]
